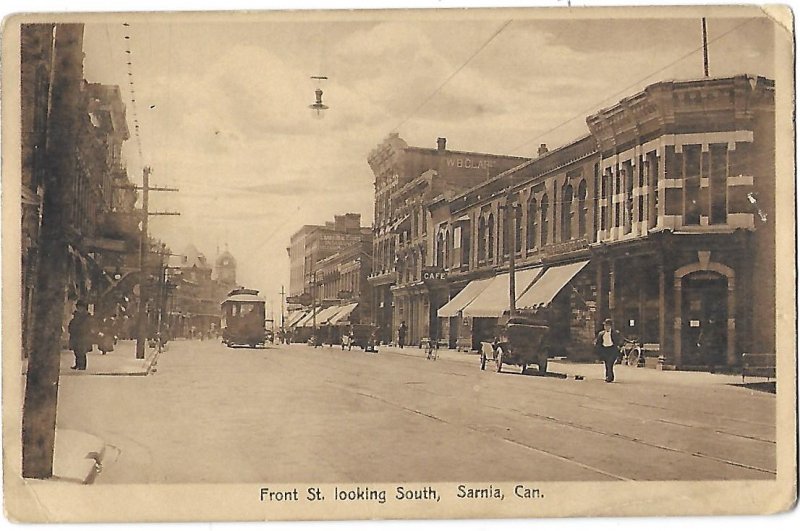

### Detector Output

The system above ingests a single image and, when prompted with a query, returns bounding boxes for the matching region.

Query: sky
[76,7,779,315]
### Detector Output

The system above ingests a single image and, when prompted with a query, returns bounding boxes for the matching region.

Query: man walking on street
[68,300,93,370]
[595,318,623,383]
[398,321,407,349]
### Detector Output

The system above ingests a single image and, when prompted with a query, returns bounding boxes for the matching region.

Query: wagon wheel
[495,347,504,373]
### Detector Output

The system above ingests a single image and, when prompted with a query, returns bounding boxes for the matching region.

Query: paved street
[54,339,776,484]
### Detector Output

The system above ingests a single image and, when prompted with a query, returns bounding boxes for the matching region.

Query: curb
[90,347,160,376]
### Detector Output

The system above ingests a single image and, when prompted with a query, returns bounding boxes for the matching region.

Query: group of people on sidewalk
[67,300,121,371]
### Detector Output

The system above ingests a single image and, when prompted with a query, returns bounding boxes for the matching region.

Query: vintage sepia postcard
[2,2,796,524]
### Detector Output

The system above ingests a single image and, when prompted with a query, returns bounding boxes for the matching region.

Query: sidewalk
[48,428,108,484]
[373,344,748,387]
[22,339,160,377]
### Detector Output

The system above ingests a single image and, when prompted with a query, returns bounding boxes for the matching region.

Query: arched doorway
[673,257,736,368]
[680,272,728,366]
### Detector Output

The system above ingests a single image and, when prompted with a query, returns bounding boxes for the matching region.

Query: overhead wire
[391,18,514,133]
[509,17,758,154]
[121,22,145,164]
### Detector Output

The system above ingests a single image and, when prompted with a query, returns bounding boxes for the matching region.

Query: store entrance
[681,273,728,366]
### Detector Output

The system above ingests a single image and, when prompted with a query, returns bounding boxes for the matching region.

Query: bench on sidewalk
[741,352,776,381]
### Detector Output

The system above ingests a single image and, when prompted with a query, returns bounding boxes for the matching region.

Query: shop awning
[437,278,493,318]
[285,310,308,328]
[315,305,345,325]
[516,260,590,309]
[329,302,359,325]
[462,267,543,318]
[294,308,322,328]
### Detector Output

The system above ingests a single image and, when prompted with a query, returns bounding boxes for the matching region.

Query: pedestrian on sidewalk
[595,318,623,383]
[68,300,93,370]
[398,321,407,349]
[97,315,116,355]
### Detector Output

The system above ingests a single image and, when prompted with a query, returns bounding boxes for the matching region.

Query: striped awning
[461,267,543,318]
[329,303,359,325]
[516,261,589,309]
[437,278,493,318]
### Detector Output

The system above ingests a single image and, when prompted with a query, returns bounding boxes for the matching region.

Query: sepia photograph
[1,1,796,524]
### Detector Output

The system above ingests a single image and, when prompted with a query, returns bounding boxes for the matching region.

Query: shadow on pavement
[728,381,776,394]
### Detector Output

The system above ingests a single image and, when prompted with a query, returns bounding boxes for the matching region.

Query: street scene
[56,340,774,484]
[6,5,794,523]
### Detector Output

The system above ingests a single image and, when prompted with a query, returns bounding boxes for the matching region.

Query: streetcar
[220,288,267,348]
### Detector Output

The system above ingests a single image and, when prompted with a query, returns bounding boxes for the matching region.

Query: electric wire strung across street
[509,18,758,154]
[391,19,514,133]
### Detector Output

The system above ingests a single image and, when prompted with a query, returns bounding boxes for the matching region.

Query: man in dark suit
[68,301,93,370]
[595,318,623,382]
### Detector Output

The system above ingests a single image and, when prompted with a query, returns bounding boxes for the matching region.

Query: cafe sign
[422,267,448,282]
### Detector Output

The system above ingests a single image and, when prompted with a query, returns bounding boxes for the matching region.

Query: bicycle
[620,337,644,367]
[424,338,438,360]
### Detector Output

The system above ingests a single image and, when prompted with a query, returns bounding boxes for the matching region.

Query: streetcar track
[351,390,631,481]
[504,406,777,476]
[279,346,777,477]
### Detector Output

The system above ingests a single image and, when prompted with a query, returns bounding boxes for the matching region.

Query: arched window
[514,205,523,253]
[487,213,495,261]
[540,194,549,246]
[527,196,538,250]
[578,180,588,238]
[478,217,486,262]
[562,184,574,241]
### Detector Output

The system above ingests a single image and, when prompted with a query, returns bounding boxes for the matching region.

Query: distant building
[286,213,372,298]
[168,245,238,338]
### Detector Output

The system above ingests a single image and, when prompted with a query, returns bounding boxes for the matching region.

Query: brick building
[429,74,774,370]
[20,23,141,355]
[367,135,529,344]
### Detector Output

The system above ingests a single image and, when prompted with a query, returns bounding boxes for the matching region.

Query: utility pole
[701,18,709,77]
[506,190,517,317]
[22,23,83,479]
[134,167,179,359]
[312,270,318,347]
[279,285,286,330]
